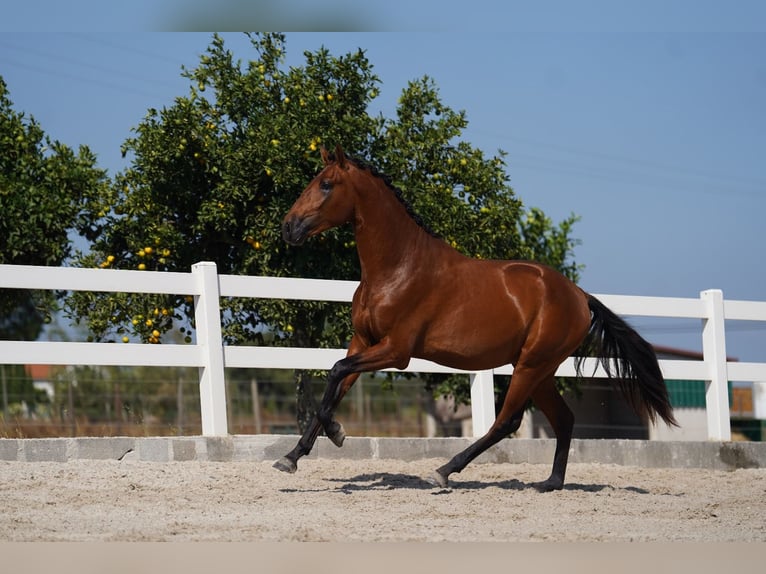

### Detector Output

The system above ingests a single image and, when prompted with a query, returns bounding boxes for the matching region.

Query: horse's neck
[352,182,438,283]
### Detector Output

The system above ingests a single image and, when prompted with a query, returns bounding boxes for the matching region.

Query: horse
[275,144,677,491]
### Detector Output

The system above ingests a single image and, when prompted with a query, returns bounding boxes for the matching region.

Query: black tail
[576,294,678,427]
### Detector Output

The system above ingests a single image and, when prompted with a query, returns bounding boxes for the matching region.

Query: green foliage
[520,207,582,283]
[0,76,109,340]
[0,365,43,421]
[64,34,582,407]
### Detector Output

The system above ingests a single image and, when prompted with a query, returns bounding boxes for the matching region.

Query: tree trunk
[251,377,262,434]
[295,369,318,434]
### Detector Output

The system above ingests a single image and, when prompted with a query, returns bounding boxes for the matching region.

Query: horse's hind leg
[428,364,553,488]
[529,376,574,492]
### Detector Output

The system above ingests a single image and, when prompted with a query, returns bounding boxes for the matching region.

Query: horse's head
[282,145,358,246]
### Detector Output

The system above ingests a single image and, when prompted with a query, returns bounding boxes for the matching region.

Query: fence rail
[2,262,765,440]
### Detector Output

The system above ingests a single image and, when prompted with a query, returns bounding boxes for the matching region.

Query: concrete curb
[1,435,765,470]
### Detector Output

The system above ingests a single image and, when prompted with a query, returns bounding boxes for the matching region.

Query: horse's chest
[351,283,407,342]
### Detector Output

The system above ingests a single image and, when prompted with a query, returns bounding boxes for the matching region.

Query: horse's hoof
[533,478,563,492]
[273,457,297,474]
[425,470,449,488]
[328,423,346,448]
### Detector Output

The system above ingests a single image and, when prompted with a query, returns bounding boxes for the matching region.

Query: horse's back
[407,257,589,370]
[432,255,589,330]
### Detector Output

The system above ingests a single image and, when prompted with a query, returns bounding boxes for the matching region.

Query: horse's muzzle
[282,215,310,246]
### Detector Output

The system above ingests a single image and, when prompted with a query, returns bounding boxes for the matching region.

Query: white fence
[2,261,766,440]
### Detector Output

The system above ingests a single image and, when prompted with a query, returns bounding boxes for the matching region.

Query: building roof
[24,364,55,381]
[653,344,738,362]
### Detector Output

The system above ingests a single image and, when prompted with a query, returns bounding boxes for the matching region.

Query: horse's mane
[329,152,440,239]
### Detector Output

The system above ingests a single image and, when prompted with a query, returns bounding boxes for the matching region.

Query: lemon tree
[0,77,109,341]
[66,34,581,417]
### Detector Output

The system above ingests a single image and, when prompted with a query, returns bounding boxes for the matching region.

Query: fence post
[700,289,731,441]
[192,262,228,436]
[470,370,496,437]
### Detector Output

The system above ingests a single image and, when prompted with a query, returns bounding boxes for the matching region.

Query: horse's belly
[412,298,526,370]
[417,334,520,372]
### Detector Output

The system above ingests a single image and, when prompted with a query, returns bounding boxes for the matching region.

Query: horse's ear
[320,146,332,166]
[334,144,346,168]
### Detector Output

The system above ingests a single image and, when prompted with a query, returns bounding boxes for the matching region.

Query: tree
[0,76,110,341]
[65,33,581,422]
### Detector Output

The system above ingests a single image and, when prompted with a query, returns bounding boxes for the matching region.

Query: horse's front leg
[273,335,366,473]
[316,337,410,444]
[317,363,360,447]
[273,336,408,474]
[272,369,359,474]
[272,414,323,473]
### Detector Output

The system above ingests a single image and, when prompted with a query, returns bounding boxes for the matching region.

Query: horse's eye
[319,179,332,194]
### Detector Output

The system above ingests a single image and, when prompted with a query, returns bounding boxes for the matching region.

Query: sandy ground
[1,458,765,542]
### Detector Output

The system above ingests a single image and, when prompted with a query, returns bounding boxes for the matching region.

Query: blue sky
[1,6,765,361]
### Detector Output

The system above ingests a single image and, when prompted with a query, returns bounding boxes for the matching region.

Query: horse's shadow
[284,473,650,495]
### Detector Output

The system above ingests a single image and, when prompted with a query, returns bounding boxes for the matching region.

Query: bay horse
[275,145,677,491]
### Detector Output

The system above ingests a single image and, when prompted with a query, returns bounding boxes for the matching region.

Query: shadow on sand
[277,472,650,495]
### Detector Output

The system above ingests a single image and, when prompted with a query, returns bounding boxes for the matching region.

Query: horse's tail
[576,294,678,427]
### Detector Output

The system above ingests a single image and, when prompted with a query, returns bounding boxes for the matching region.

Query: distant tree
[0,76,110,341]
[65,33,581,423]
[0,364,38,423]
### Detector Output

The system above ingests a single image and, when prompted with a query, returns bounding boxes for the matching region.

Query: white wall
[649,408,708,441]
